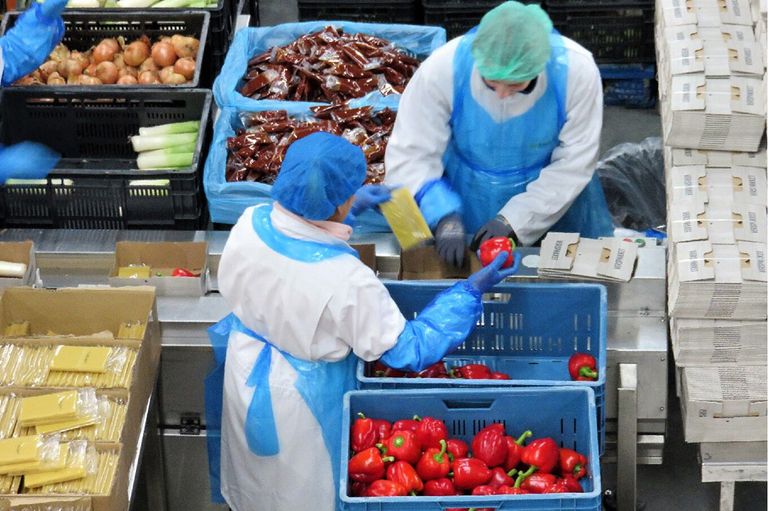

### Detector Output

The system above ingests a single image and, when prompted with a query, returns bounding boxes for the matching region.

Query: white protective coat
[217,205,406,511]
[384,36,604,246]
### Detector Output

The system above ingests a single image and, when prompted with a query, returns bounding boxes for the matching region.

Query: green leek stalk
[138,121,200,137]
[151,0,196,7]
[130,132,197,153]
[137,151,194,170]
[116,0,156,6]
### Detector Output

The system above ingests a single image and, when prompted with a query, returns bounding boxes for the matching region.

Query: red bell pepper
[471,423,507,468]
[416,361,448,378]
[391,418,420,434]
[504,430,532,471]
[489,371,511,380]
[543,481,569,494]
[560,474,583,493]
[379,430,421,464]
[488,467,517,488]
[516,472,558,494]
[416,439,451,481]
[363,479,407,497]
[372,419,391,443]
[478,236,516,268]
[423,477,458,496]
[568,353,598,381]
[386,461,423,494]
[496,485,528,495]
[520,437,559,473]
[349,447,394,483]
[446,438,469,461]
[415,415,448,449]
[451,364,492,379]
[351,413,377,453]
[559,448,588,479]
[371,361,405,378]
[171,267,198,277]
[452,458,492,490]
[471,485,497,496]
[349,481,367,497]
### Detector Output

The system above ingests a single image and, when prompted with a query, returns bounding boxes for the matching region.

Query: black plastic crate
[547,0,650,7]
[298,0,420,24]
[0,88,212,229]
[0,11,210,88]
[548,6,655,63]
[422,5,493,39]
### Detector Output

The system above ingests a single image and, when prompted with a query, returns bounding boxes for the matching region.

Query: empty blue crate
[357,282,607,454]
[600,64,657,108]
[341,387,602,510]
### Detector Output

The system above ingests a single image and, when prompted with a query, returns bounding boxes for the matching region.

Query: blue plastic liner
[204,105,391,229]
[357,281,608,455]
[213,21,447,110]
[341,387,602,510]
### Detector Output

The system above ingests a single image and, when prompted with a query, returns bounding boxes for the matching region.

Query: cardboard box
[668,197,767,243]
[0,287,160,511]
[663,38,763,77]
[671,317,767,365]
[350,244,377,273]
[399,245,481,280]
[666,165,767,205]
[538,233,638,282]
[681,365,767,442]
[662,74,766,152]
[664,145,767,168]
[0,242,35,291]
[658,0,754,27]
[109,242,208,297]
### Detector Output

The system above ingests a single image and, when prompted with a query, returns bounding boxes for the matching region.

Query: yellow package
[36,416,100,436]
[117,265,151,279]
[50,346,111,373]
[19,391,78,427]
[24,466,86,488]
[5,444,67,476]
[0,436,40,467]
[380,188,434,250]
[117,321,146,340]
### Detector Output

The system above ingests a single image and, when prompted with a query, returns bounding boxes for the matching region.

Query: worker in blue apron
[205,132,518,511]
[385,1,614,266]
[0,0,67,181]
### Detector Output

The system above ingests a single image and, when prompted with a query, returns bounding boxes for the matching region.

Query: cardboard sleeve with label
[667,164,767,204]
[671,317,767,365]
[660,36,763,80]
[668,196,767,243]
[658,0,754,28]
[538,233,638,282]
[0,242,35,292]
[664,145,767,168]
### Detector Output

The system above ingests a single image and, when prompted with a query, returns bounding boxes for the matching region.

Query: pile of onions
[16,34,201,86]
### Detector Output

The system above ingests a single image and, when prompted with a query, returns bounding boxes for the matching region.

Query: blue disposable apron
[444,28,614,238]
[204,205,359,505]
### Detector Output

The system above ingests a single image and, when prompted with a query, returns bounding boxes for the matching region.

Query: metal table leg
[618,363,638,511]
[719,481,735,511]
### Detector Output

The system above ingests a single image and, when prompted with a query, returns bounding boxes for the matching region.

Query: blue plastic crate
[341,387,602,510]
[357,281,607,454]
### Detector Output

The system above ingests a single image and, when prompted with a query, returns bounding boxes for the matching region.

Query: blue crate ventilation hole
[357,282,608,455]
[341,387,602,511]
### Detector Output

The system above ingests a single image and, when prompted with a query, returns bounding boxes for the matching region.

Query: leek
[137,151,194,170]
[138,142,197,156]
[66,0,102,7]
[151,0,196,7]
[129,179,171,187]
[138,121,200,137]
[116,0,156,7]
[130,132,197,153]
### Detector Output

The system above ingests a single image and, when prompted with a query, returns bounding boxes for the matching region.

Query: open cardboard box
[109,242,208,297]
[400,244,482,280]
[0,242,35,291]
[0,287,160,511]
[350,244,376,273]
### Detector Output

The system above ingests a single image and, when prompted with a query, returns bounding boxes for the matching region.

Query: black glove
[470,215,517,251]
[435,214,466,267]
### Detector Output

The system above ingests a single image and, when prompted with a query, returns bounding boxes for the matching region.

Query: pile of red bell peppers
[370,353,598,382]
[348,414,589,498]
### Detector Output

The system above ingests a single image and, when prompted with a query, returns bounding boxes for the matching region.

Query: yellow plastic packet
[380,188,434,250]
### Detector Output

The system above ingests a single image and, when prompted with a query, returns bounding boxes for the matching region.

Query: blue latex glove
[435,213,466,267]
[380,281,482,372]
[470,214,517,251]
[467,251,519,294]
[350,184,392,217]
[0,142,60,184]
[0,0,67,86]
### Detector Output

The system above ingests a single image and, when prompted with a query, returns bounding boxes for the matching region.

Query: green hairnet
[471,1,554,83]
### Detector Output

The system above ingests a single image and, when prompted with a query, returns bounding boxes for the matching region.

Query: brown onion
[139,58,159,73]
[119,66,139,78]
[78,75,103,85]
[39,60,59,81]
[84,63,98,77]
[95,61,118,84]
[50,44,70,63]
[151,42,177,68]
[138,70,160,85]
[93,42,117,64]
[171,35,200,59]
[101,38,120,53]
[61,58,85,79]
[47,72,65,86]
[173,57,195,80]
[113,53,126,69]
[117,75,138,85]
[70,51,90,69]
[124,41,150,67]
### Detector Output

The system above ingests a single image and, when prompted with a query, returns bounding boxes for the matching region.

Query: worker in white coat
[0,0,67,181]
[205,132,517,511]
[384,1,614,266]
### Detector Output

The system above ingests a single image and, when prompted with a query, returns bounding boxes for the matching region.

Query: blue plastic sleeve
[416,179,464,230]
[0,3,64,86]
[380,281,482,372]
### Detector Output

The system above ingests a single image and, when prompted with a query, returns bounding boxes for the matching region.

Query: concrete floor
[252,2,768,508]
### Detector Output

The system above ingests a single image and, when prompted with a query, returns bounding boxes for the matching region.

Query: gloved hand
[470,215,517,251]
[350,184,392,217]
[467,251,519,294]
[0,141,60,184]
[0,0,67,86]
[435,213,466,268]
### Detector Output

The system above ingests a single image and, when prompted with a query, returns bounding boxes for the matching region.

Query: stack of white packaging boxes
[657,0,767,443]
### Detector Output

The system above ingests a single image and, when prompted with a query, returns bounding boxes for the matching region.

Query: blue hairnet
[271,132,367,221]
